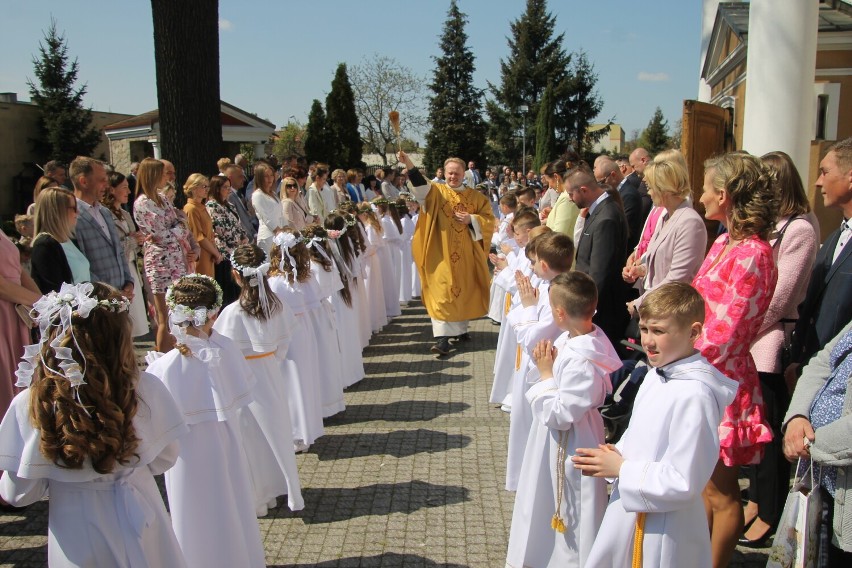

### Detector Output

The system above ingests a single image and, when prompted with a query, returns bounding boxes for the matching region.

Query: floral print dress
[206,200,247,256]
[693,234,777,466]
[134,194,189,293]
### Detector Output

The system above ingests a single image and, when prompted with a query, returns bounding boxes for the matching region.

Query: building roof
[104,100,275,132]
[703,1,852,83]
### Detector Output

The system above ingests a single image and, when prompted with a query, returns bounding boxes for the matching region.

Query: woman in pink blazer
[740,151,819,546]
[623,153,707,315]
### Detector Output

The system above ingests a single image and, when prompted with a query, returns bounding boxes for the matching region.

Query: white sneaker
[294,440,309,453]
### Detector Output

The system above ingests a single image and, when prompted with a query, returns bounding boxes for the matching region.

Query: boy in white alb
[504,231,573,491]
[574,282,738,568]
[487,193,519,322]
[489,209,541,408]
[506,271,619,567]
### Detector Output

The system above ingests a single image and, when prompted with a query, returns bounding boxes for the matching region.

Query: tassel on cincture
[551,514,566,533]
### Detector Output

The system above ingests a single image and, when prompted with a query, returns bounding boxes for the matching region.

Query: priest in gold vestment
[397,151,495,355]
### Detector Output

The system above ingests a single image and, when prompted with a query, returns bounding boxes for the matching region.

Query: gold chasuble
[412,182,495,323]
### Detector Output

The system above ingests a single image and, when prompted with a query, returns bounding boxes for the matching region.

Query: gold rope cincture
[504,291,512,315]
[515,344,522,371]
[245,351,275,360]
[552,430,569,533]
[632,512,647,567]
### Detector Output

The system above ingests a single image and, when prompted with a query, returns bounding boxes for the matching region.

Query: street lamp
[518,105,529,175]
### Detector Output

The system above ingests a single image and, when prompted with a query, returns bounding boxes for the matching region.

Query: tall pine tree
[304,99,329,164]
[325,63,363,169]
[533,82,556,171]
[27,19,100,164]
[486,0,573,167]
[641,107,670,154]
[424,0,486,173]
[569,51,605,154]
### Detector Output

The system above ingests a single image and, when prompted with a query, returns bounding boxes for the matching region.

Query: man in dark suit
[566,166,629,346]
[597,157,642,252]
[789,137,852,376]
[69,156,135,299]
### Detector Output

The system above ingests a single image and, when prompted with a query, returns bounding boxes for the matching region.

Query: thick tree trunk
[151,0,221,207]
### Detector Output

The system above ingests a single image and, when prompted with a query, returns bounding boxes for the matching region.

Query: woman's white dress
[361,224,389,331]
[145,333,266,568]
[213,302,305,515]
[304,261,346,417]
[268,274,325,446]
[0,373,188,568]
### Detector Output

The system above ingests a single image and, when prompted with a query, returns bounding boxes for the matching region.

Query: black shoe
[430,337,451,355]
[738,528,773,548]
[451,333,471,343]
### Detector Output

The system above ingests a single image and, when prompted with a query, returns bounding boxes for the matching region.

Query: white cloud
[637,71,670,82]
[219,18,233,31]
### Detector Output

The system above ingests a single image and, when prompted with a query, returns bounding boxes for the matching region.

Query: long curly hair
[232,243,281,321]
[357,203,383,235]
[302,225,333,272]
[269,228,311,283]
[29,283,140,474]
[704,153,779,241]
[336,203,367,254]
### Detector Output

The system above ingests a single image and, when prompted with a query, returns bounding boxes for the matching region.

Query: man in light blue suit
[69,156,135,299]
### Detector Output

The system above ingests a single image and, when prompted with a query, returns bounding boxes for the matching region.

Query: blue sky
[1,0,701,141]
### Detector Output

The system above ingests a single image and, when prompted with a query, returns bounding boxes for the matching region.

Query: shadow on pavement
[0,545,47,566]
[324,401,470,426]
[309,429,472,460]
[350,372,471,392]
[270,552,468,567]
[277,480,470,525]
[0,501,48,537]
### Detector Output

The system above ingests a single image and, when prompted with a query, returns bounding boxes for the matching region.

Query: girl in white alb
[145,275,266,568]
[0,282,188,568]
[213,244,304,517]
[268,230,325,450]
[300,228,346,418]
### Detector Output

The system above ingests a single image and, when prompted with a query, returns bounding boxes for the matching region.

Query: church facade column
[698,0,720,102]
[148,138,161,160]
[742,0,818,179]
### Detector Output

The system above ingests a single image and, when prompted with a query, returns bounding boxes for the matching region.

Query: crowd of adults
[2,139,852,563]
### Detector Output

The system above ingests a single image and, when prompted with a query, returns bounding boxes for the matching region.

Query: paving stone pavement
[0,301,770,566]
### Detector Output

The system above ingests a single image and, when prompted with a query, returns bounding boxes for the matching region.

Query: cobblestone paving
[0,302,770,566]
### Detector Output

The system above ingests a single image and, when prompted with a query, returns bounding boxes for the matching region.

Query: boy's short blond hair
[549,272,597,319]
[638,282,705,327]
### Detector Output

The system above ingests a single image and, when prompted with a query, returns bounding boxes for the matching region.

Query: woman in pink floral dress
[133,158,189,352]
[694,152,778,567]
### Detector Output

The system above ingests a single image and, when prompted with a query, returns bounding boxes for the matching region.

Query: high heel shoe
[738,526,773,548]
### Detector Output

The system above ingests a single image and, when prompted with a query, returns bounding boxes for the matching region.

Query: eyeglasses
[67,205,78,212]
[284,183,298,189]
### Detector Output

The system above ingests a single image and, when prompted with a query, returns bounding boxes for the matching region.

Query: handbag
[767,458,823,568]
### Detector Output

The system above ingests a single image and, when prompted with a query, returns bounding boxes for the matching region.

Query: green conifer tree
[325,63,363,169]
[27,19,100,164]
[424,0,486,173]
[305,99,329,164]
[485,0,573,166]
[641,107,671,154]
[534,82,556,171]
